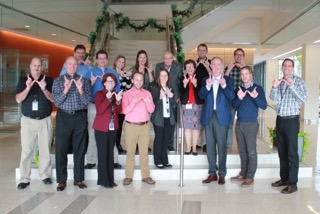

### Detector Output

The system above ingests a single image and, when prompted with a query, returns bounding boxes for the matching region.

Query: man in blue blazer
[199,57,235,185]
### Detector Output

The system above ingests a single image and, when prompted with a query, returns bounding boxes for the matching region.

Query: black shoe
[184,151,191,155]
[196,145,202,149]
[42,178,52,185]
[148,147,152,152]
[114,163,122,169]
[271,179,288,187]
[17,182,30,190]
[203,145,207,152]
[112,183,118,187]
[102,185,113,189]
[84,163,96,169]
[164,164,172,168]
[281,185,298,194]
[117,144,126,154]
[57,182,66,191]
[192,152,198,156]
[218,176,225,185]
[156,164,165,169]
[168,147,175,151]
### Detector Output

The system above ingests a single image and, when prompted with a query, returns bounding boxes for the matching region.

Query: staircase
[15,153,313,181]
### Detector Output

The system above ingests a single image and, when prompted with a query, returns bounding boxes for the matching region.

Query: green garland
[114,13,166,32]
[172,0,199,18]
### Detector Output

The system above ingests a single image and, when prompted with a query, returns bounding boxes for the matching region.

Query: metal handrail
[176,102,185,187]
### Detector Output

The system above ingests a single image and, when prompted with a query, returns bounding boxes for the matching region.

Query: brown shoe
[241,178,254,187]
[57,182,66,191]
[123,178,132,185]
[271,179,288,187]
[202,175,218,183]
[218,176,225,185]
[73,181,87,189]
[230,175,246,182]
[281,185,298,194]
[142,177,155,185]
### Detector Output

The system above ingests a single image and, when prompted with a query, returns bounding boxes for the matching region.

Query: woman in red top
[180,59,203,155]
[92,73,122,188]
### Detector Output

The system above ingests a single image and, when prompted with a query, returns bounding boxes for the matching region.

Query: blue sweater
[232,83,267,123]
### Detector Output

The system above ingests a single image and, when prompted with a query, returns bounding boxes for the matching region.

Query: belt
[26,115,49,120]
[59,109,86,115]
[126,120,149,125]
[278,115,299,119]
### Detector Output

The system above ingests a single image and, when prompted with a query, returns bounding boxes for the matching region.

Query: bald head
[65,56,78,76]
[163,51,174,67]
[29,57,42,78]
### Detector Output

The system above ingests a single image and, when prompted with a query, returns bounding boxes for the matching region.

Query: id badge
[167,108,170,113]
[32,100,39,111]
[186,104,192,109]
[109,121,115,131]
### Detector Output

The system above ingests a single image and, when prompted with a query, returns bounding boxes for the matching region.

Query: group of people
[15,42,307,194]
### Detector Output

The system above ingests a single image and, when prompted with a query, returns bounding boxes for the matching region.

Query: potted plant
[267,126,310,161]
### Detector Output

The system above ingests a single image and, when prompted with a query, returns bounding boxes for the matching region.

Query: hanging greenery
[172,0,199,18]
[114,13,166,32]
[88,31,97,45]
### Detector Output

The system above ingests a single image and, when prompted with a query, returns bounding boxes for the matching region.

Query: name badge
[186,104,192,109]
[32,100,39,111]
[109,121,115,131]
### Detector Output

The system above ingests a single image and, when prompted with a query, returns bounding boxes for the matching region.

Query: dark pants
[167,107,177,149]
[205,112,228,177]
[276,115,300,186]
[115,113,125,149]
[55,109,87,183]
[95,129,116,186]
[235,121,259,179]
[153,118,171,165]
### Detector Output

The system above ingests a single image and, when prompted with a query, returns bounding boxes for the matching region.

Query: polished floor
[1,107,320,214]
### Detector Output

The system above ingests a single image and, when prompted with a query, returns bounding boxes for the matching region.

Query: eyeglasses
[106,80,115,84]
[198,49,207,52]
[186,65,194,68]
[75,52,85,55]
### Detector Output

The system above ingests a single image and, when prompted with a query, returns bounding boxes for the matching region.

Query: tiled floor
[1,107,320,214]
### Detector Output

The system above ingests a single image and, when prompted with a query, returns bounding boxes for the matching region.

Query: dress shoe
[168,147,175,151]
[112,183,118,187]
[84,163,96,169]
[101,185,113,189]
[123,178,133,185]
[281,185,298,194]
[271,179,288,187]
[230,175,246,182]
[114,163,122,169]
[192,151,198,156]
[42,178,52,185]
[73,181,87,189]
[203,145,207,152]
[156,164,164,169]
[117,144,126,154]
[202,175,218,183]
[218,176,225,185]
[17,182,30,190]
[241,178,254,187]
[184,151,192,155]
[142,177,156,185]
[164,164,172,168]
[57,182,66,191]
[196,145,202,149]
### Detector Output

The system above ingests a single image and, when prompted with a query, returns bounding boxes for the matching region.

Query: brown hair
[134,50,149,71]
[184,59,196,70]
[234,48,245,56]
[102,73,118,87]
[113,55,126,70]
[282,58,294,67]
[156,68,171,89]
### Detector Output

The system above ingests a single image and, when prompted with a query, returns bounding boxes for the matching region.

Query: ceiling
[0,0,320,62]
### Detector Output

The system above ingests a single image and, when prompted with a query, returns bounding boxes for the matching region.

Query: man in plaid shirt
[224,48,246,152]
[270,58,308,194]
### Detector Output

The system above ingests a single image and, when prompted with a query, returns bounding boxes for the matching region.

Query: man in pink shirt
[122,72,155,185]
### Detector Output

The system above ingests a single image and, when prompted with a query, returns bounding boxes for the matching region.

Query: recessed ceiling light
[72,39,76,42]
[51,33,56,36]
[25,25,30,28]
[313,40,320,43]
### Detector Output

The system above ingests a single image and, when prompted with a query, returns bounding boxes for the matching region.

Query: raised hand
[219,74,226,86]
[26,74,36,89]
[160,89,165,99]
[106,90,113,99]
[132,96,140,103]
[282,77,294,86]
[227,63,236,70]
[90,72,98,85]
[138,66,145,73]
[143,96,151,103]
[204,59,210,68]
[63,75,72,94]
[36,75,47,90]
[182,75,189,87]
[191,74,197,87]
[248,87,258,98]
[74,75,83,91]
[146,64,153,73]
[272,75,283,88]
[83,56,91,66]
[125,69,133,77]
[115,90,123,101]
[237,86,247,99]
[166,88,174,98]
[206,74,214,88]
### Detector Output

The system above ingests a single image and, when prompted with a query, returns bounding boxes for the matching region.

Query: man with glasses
[224,48,246,153]
[154,51,183,151]
[60,44,92,77]
[84,50,120,170]
[195,43,211,152]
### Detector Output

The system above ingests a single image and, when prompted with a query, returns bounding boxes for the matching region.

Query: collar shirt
[225,64,241,89]
[52,73,91,111]
[205,75,222,110]
[85,67,120,102]
[242,82,253,89]
[59,62,92,78]
[16,75,53,118]
[270,76,308,117]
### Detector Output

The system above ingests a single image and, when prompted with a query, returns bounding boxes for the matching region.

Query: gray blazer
[150,86,176,127]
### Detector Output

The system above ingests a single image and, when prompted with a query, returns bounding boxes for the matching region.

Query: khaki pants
[87,103,97,164]
[20,115,52,183]
[124,122,150,179]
